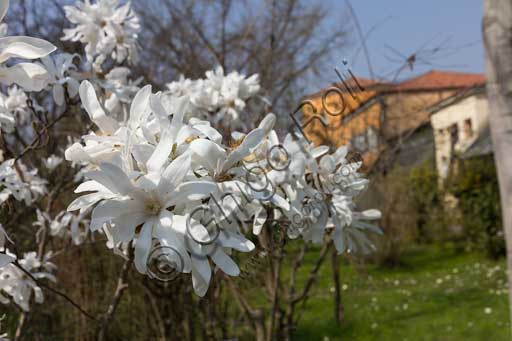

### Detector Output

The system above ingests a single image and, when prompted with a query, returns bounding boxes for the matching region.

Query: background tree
[482,0,512,331]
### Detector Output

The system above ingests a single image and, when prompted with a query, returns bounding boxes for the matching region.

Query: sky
[325,0,484,83]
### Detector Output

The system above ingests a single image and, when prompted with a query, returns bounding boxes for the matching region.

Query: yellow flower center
[145,199,161,215]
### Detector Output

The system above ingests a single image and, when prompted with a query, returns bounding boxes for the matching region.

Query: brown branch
[292,240,331,304]
[97,254,133,341]
[141,282,166,340]
[284,241,307,340]
[225,277,266,341]
[331,247,344,325]
[14,110,67,162]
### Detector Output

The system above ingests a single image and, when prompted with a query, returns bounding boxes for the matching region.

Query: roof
[304,77,389,100]
[393,70,486,91]
[427,85,486,116]
[304,70,486,100]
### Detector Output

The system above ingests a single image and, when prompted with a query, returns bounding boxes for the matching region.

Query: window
[463,119,473,139]
[367,127,378,149]
[352,134,367,152]
[450,123,459,145]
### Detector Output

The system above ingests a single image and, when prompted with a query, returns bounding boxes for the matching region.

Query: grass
[293,244,510,341]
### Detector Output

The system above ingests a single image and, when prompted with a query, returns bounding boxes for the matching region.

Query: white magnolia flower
[0,86,29,132]
[43,155,63,171]
[203,67,260,127]
[100,67,142,117]
[34,209,89,245]
[0,159,47,205]
[0,224,14,267]
[165,67,261,129]
[188,113,275,180]
[0,251,56,311]
[62,0,140,65]
[68,145,253,296]
[0,0,56,91]
[39,53,80,106]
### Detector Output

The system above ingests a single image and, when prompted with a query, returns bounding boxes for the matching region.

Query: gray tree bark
[483,0,512,332]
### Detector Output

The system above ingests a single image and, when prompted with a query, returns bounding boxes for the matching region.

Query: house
[301,70,486,172]
[430,86,490,183]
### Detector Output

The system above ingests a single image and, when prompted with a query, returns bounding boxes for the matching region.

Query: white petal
[158,152,190,197]
[98,162,135,196]
[358,209,381,220]
[90,200,131,231]
[67,193,106,212]
[128,85,152,129]
[53,83,65,106]
[218,231,255,252]
[252,207,267,235]
[0,36,56,63]
[134,220,154,273]
[165,181,216,207]
[211,248,239,276]
[74,180,109,193]
[66,77,80,98]
[191,255,211,297]
[64,142,91,162]
[222,128,266,172]
[0,0,8,23]
[153,212,191,272]
[145,125,174,174]
[189,139,226,174]
[257,113,276,134]
[0,253,14,267]
[79,81,119,134]
[0,63,51,91]
[112,212,146,243]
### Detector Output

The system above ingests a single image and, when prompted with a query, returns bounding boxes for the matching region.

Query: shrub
[447,155,505,258]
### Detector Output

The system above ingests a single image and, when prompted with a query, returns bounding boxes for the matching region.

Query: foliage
[369,167,418,266]
[448,155,505,258]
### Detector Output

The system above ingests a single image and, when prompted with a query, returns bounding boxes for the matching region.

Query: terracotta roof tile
[304,77,389,100]
[304,70,486,100]
[392,70,485,91]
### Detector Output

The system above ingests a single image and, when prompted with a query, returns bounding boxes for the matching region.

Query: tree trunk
[483,0,512,332]
[331,248,344,325]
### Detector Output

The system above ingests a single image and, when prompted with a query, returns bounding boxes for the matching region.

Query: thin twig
[97,253,133,340]
[15,110,68,162]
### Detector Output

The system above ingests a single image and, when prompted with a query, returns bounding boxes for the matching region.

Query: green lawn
[294,244,510,341]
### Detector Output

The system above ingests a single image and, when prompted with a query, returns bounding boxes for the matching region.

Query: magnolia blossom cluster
[34,208,90,245]
[0,0,144,313]
[0,1,56,92]
[0,0,58,311]
[65,73,381,295]
[165,67,261,130]
[62,0,140,68]
[0,251,56,312]
[0,159,47,205]
[0,0,381,313]
[0,86,29,133]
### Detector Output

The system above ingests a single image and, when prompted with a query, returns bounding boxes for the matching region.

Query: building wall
[430,93,489,180]
[301,89,381,147]
[382,90,458,140]
[301,88,458,170]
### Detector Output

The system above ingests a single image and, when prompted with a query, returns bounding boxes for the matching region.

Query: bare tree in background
[483,0,512,332]
[132,0,348,127]
[7,0,348,130]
